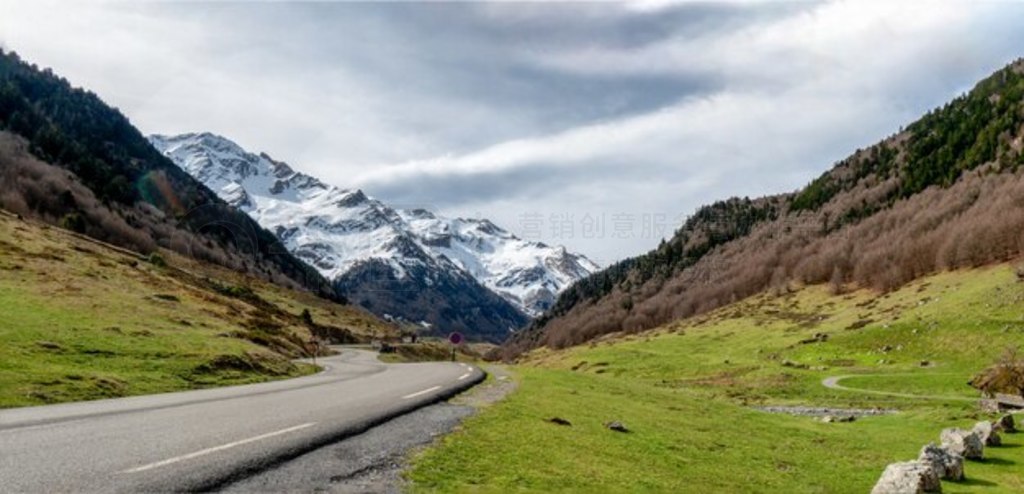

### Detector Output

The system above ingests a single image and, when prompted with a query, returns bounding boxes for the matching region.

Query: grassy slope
[0,211,393,408]
[376,341,496,364]
[409,266,1024,493]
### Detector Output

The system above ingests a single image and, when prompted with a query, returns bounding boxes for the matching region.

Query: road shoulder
[218,364,516,493]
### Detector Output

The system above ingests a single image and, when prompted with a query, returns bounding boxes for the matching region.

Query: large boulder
[918,443,964,481]
[871,461,942,494]
[972,421,1002,447]
[940,428,984,460]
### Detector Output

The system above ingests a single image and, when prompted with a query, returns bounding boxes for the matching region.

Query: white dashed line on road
[402,386,442,400]
[121,422,317,473]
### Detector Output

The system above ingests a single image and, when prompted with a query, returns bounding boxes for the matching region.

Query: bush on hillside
[970,348,1024,398]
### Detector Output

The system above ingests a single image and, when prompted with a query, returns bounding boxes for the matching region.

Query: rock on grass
[871,461,941,494]
[918,443,964,481]
[940,428,984,460]
[604,421,629,433]
[973,421,1001,447]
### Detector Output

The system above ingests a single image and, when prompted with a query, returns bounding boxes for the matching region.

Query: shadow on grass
[976,456,1015,466]
[954,477,998,487]
[946,477,995,487]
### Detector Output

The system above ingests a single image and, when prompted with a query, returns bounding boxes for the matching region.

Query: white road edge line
[121,422,317,474]
[402,385,442,399]
[457,372,472,381]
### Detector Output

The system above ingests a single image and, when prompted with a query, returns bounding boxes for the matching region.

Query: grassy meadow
[409,266,1024,493]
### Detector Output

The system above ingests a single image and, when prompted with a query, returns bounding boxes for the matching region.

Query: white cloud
[534,1,973,84]
[2,0,1022,263]
[351,84,893,260]
[350,1,1024,260]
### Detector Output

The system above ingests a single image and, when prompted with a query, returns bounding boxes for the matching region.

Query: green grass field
[0,211,393,408]
[409,266,1024,493]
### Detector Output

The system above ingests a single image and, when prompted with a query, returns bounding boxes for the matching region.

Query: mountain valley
[150,132,598,341]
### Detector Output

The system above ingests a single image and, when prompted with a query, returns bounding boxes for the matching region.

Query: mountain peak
[405,208,437,220]
[336,189,369,208]
[148,133,335,209]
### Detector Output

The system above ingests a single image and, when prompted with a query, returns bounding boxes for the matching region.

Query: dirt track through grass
[822,374,979,402]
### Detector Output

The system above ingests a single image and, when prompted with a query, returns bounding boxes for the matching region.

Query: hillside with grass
[0,49,338,300]
[505,58,1024,358]
[0,209,395,408]
[411,264,1024,493]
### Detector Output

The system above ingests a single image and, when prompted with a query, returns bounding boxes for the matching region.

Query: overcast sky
[2,1,1024,265]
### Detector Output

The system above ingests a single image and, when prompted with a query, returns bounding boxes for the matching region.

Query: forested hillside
[0,50,337,299]
[502,58,1024,359]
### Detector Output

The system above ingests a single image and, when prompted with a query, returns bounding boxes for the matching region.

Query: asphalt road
[0,349,484,493]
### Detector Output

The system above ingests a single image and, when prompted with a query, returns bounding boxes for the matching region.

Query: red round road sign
[448,332,464,345]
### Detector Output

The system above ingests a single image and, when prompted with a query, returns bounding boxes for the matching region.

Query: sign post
[448,332,464,361]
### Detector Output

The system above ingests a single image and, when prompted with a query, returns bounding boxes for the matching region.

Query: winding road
[0,349,484,493]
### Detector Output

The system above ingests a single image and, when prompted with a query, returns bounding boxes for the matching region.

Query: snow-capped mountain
[398,209,598,316]
[148,132,598,336]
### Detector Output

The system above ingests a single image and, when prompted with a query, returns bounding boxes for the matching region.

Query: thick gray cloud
[2,1,1024,264]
